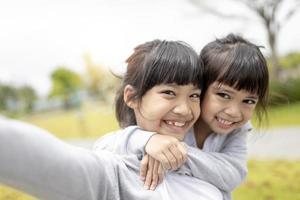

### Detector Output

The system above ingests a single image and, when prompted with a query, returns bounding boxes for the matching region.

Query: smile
[165,120,186,127]
[216,117,236,128]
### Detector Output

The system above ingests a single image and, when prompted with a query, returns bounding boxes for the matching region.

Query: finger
[150,160,160,190]
[144,156,154,190]
[163,147,178,171]
[140,155,149,181]
[178,142,188,163]
[157,164,165,184]
[160,151,173,170]
[169,144,184,169]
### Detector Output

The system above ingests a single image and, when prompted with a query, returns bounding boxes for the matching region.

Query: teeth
[174,122,185,127]
[166,121,185,127]
[217,117,233,125]
[166,121,173,125]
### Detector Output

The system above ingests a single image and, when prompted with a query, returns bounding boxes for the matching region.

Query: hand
[140,154,165,190]
[145,134,187,171]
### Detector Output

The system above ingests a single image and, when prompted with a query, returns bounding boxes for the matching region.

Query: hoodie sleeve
[181,124,251,192]
[0,117,118,200]
[93,126,155,155]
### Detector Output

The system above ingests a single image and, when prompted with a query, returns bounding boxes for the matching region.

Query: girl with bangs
[117,34,269,200]
[0,40,224,200]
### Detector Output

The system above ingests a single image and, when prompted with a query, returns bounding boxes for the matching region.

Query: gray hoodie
[94,123,251,200]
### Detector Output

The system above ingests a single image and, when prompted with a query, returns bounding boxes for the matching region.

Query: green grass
[266,102,300,127]
[0,187,35,200]
[252,102,300,128]
[233,160,300,200]
[21,104,119,139]
[1,102,300,199]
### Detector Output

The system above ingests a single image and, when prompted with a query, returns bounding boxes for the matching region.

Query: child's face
[200,82,258,134]
[131,83,201,140]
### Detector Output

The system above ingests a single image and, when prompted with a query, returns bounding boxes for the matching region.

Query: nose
[224,103,242,118]
[172,99,192,118]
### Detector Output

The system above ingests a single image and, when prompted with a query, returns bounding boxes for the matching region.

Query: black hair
[200,34,269,124]
[115,39,203,128]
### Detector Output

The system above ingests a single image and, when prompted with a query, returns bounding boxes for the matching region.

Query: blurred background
[1,0,300,199]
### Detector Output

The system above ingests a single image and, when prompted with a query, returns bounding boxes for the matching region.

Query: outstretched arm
[0,117,117,200]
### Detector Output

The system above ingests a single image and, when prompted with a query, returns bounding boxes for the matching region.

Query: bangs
[141,41,202,92]
[206,43,268,98]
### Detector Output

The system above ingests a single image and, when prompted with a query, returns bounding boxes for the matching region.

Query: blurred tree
[83,53,121,103]
[0,84,18,112]
[49,67,82,109]
[280,52,300,69]
[83,53,105,96]
[189,0,300,79]
[18,85,37,113]
[0,84,37,115]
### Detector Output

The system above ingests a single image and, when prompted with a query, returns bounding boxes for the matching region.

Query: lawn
[233,160,300,200]
[250,102,300,128]
[265,102,300,127]
[0,102,299,200]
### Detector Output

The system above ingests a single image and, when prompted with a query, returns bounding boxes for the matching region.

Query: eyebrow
[212,85,235,94]
[246,96,259,100]
[214,85,258,99]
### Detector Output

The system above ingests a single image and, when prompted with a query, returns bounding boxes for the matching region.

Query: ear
[124,85,138,109]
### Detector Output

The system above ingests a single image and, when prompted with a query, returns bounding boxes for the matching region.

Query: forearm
[93,126,155,155]
[0,118,116,200]
[183,146,247,191]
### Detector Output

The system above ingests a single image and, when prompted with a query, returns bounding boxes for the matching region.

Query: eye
[190,93,201,99]
[161,90,176,96]
[217,92,230,99]
[243,99,257,105]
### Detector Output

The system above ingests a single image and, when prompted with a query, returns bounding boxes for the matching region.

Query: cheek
[200,99,214,118]
[201,94,218,112]
[242,107,255,121]
[141,101,171,119]
[192,103,201,119]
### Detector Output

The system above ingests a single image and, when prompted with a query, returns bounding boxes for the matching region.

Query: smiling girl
[0,39,224,200]
[118,34,269,200]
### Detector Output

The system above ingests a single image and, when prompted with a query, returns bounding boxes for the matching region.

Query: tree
[83,53,105,96]
[280,52,300,69]
[189,0,300,79]
[83,53,121,102]
[49,67,82,109]
[18,85,37,113]
[0,84,18,112]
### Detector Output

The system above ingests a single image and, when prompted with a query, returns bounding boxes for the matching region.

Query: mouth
[215,117,237,129]
[163,119,190,133]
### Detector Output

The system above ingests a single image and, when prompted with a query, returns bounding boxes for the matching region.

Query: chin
[168,133,184,141]
[212,127,234,135]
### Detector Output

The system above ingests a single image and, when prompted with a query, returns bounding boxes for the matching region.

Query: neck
[193,118,212,149]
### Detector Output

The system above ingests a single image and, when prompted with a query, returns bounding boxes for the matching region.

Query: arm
[93,126,155,156]
[93,127,185,190]
[182,126,249,192]
[0,117,117,200]
[111,124,248,192]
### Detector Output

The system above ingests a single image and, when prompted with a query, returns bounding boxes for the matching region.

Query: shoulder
[93,126,147,151]
[230,121,253,137]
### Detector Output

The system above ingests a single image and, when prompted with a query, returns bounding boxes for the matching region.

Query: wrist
[145,132,158,154]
